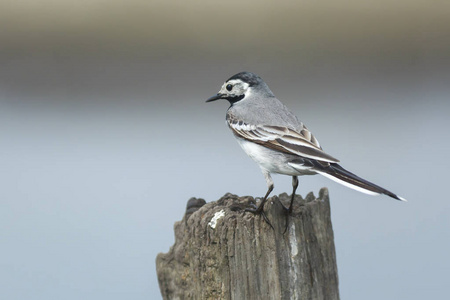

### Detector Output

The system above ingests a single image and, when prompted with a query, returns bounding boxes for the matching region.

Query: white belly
[236,138,314,176]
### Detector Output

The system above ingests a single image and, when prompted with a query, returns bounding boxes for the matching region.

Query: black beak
[206,94,224,103]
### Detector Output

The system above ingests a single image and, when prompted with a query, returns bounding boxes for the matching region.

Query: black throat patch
[224,94,245,104]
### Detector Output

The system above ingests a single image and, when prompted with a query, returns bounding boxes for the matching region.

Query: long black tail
[314,163,406,201]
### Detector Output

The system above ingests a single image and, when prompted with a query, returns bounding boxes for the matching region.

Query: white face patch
[218,79,250,99]
[242,86,253,100]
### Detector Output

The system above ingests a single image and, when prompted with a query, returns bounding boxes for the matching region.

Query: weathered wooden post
[156,188,339,300]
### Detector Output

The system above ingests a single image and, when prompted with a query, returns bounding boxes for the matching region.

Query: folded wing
[227,119,340,164]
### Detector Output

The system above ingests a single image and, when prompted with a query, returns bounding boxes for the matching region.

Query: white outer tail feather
[316,171,407,201]
[316,171,380,196]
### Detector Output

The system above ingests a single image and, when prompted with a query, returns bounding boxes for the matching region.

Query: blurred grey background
[1,1,449,299]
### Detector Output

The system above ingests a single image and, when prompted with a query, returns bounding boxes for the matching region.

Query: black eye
[226,84,233,91]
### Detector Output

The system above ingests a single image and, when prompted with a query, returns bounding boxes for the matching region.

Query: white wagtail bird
[206,71,406,226]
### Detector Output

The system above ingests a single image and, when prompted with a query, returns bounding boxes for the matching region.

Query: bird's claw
[280,199,294,234]
[244,206,274,230]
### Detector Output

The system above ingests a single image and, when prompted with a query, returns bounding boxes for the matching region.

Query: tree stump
[156,188,339,300]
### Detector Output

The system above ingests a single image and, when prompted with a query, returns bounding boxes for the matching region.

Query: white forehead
[223,79,249,89]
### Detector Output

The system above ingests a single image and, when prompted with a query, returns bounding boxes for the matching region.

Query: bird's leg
[283,176,298,233]
[289,176,298,213]
[245,170,274,229]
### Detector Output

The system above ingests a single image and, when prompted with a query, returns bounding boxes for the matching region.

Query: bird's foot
[244,204,274,230]
[280,199,295,234]
[280,198,306,234]
[281,205,291,234]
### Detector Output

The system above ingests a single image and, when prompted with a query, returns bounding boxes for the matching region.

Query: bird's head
[206,71,273,105]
